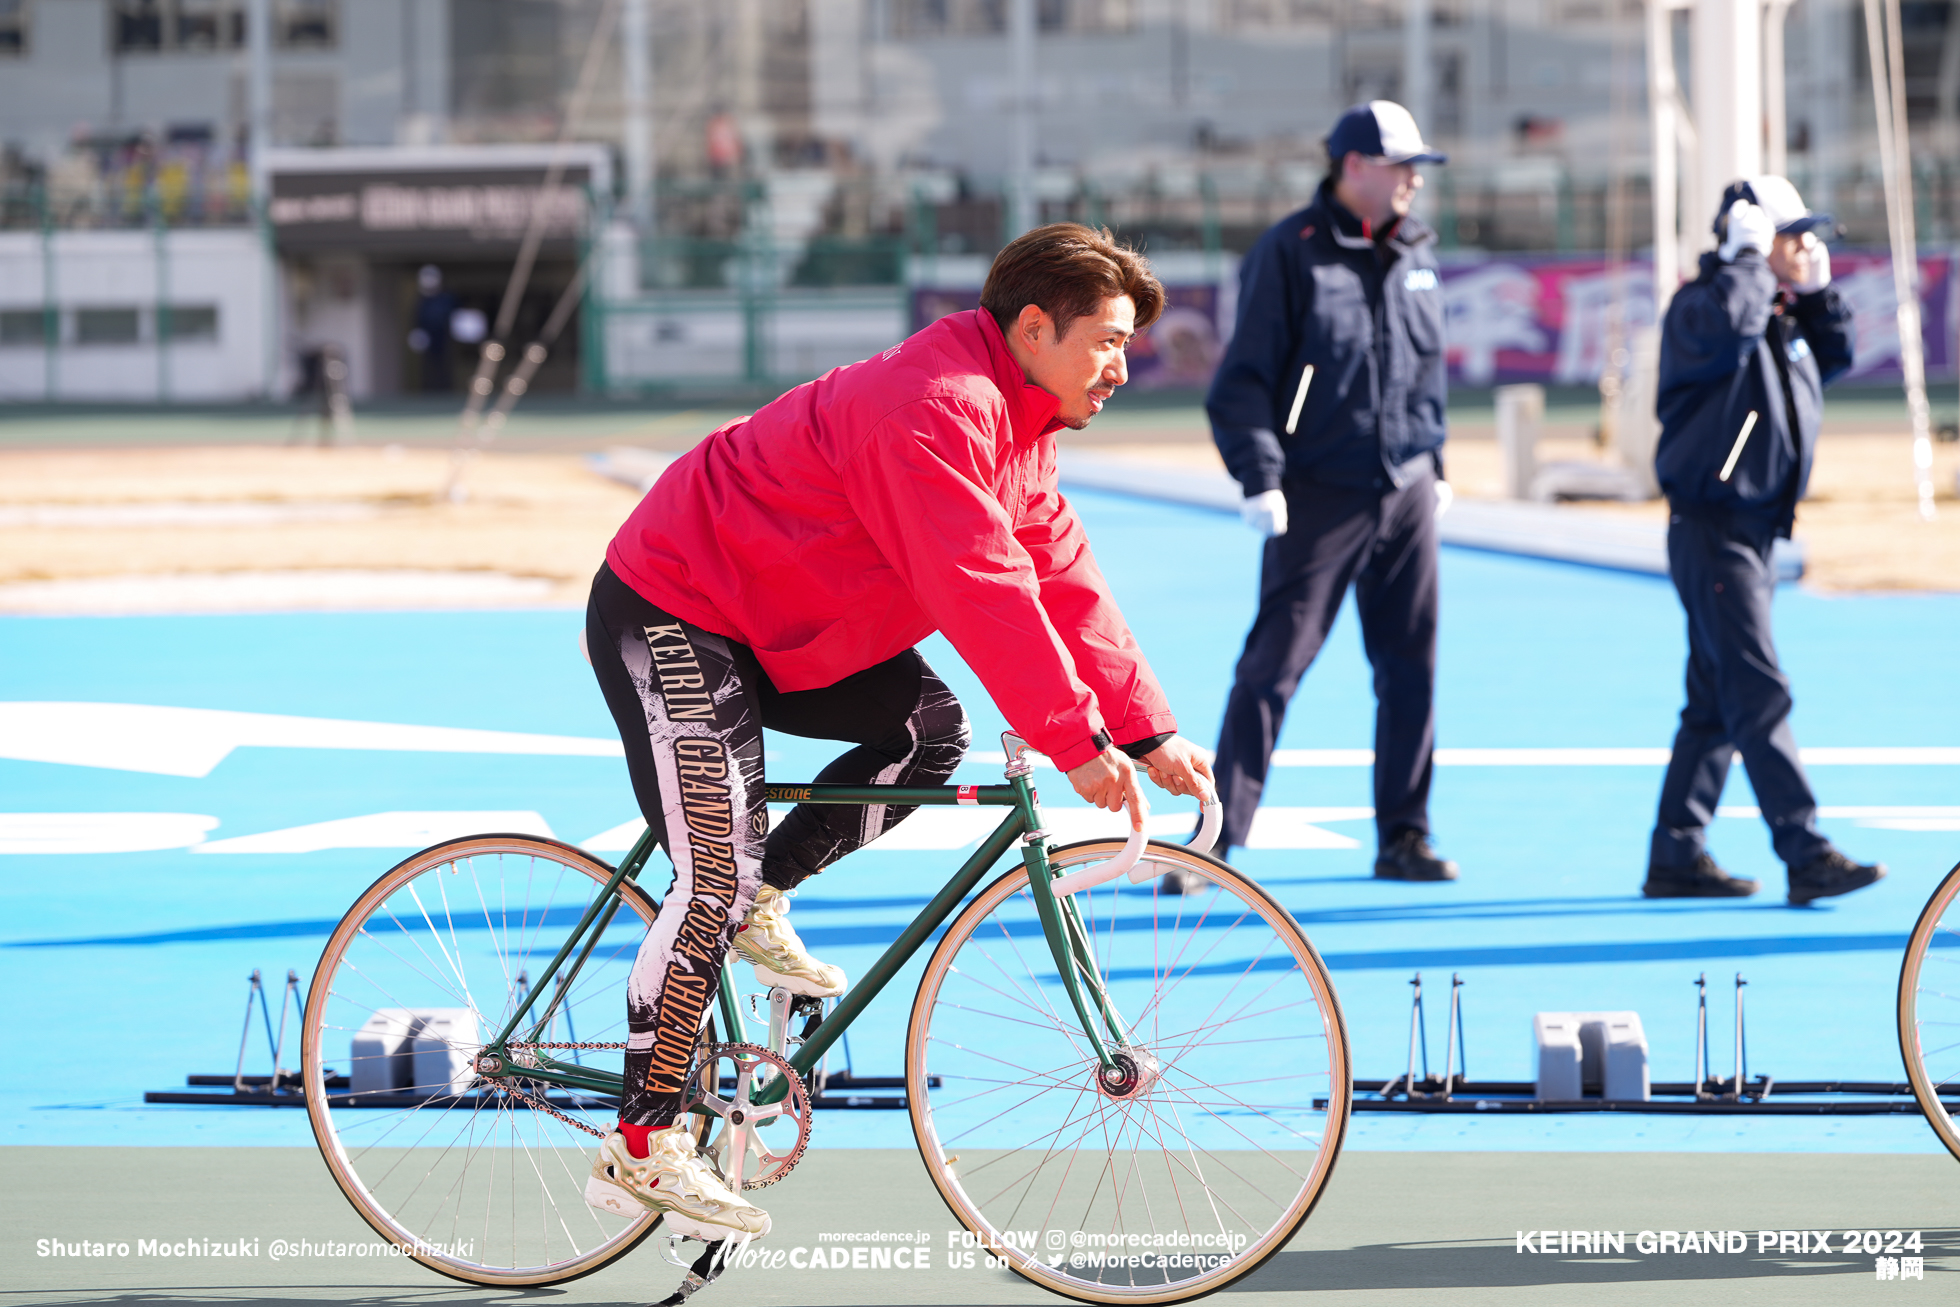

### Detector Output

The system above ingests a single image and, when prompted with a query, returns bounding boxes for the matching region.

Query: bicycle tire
[905,837,1350,1304]
[302,833,678,1286]
[1897,858,1960,1163]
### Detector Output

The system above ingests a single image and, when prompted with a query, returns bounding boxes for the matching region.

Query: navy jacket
[1207,184,1448,495]
[1655,250,1854,532]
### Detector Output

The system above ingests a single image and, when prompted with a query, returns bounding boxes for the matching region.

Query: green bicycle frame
[480,770,1130,1102]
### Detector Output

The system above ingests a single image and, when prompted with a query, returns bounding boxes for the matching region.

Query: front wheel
[1898,859,1960,1162]
[906,838,1350,1304]
[302,834,669,1286]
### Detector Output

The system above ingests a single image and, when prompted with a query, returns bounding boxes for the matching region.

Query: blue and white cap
[1714,175,1836,239]
[1326,101,1448,166]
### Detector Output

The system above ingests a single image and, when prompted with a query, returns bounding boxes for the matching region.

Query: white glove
[1434,479,1454,521]
[1241,488,1288,537]
[1792,233,1832,293]
[1718,200,1776,263]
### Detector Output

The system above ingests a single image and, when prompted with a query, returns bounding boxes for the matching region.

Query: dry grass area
[0,446,643,606]
[0,428,1953,600]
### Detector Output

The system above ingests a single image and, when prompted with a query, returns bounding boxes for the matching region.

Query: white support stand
[1534,1011,1650,1102]
[1495,384,1543,501]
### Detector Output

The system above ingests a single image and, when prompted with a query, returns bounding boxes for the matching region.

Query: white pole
[1403,0,1432,218]
[247,0,271,203]
[1763,0,1792,177]
[247,0,276,400]
[623,0,653,234]
[1646,0,1681,310]
[1008,0,1035,238]
[1403,0,1432,138]
[1862,0,1938,520]
[1692,0,1761,256]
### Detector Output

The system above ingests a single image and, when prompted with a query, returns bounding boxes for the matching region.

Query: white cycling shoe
[733,885,846,997]
[584,1123,771,1239]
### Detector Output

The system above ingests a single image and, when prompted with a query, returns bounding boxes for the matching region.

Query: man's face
[1768,231,1816,286]
[1013,295,1136,429]
[1340,156,1423,226]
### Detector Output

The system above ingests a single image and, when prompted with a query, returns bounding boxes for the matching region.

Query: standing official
[1205,102,1458,883]
[1644,176,1883,904]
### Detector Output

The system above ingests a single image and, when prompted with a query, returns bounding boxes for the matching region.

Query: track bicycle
[301,732,1351,1303]
[1898,858,1960,1162]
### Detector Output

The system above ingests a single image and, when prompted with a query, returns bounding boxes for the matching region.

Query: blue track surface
[3,487,1956,1151]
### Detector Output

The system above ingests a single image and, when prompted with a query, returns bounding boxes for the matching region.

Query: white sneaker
[732,885,846,997]
[583,1124,771,1239]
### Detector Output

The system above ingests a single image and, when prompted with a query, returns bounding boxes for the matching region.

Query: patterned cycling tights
[585,563,970,1127]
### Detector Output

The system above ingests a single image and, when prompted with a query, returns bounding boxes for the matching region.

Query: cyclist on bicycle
[581,223,1216,1240]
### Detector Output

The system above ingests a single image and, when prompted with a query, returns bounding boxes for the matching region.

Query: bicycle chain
[489,1080,608,1138]
[491,1043,630,1136]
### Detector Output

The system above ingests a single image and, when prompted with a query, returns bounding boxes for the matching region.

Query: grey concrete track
[4,1147,1953,1305]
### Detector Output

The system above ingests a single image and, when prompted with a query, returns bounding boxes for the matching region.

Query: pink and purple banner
[914,247,1956,392]
[1436,249,1956,387]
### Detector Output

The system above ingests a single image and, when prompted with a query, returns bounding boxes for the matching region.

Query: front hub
[1095,1048,1161,1100]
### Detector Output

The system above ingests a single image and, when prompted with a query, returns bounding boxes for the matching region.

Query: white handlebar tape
[1046,795,1223,896]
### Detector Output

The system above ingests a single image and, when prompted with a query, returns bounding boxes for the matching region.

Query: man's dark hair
[980,223,1165,341]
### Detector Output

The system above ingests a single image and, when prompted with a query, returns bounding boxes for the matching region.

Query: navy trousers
[1213,468,1439,851]
[1650,511,1831,870]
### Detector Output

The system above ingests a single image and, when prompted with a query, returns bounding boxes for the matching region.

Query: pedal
[584,1171,645,1218]
[656,1236,742,1306]
[792,995,825,1047]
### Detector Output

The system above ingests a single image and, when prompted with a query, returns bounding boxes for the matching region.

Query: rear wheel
[1898,860,1960,1162]
[302,834,680,1285]
[906,839,1349,1304]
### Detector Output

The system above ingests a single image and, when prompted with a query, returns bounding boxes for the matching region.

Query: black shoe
[1374,831,1458,882]
[1642,853,1758,898]
[1787,850,1886,906]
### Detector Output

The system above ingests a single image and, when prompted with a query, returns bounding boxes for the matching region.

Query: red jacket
[606,308,1175,771]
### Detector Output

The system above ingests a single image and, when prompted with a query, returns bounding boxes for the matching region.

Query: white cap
[1326,101,1448,166]
[1719,175,1835,238]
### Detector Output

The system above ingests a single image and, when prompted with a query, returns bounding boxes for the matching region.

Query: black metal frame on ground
[1317,970,1960,1116]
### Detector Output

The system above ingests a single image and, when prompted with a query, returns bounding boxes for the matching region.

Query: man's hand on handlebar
[1140,736,1216,803]
[1066,747,1148,830]
[1066,735,1216,833]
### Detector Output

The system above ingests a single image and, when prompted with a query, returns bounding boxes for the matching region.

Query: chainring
[682,1041,812,1190]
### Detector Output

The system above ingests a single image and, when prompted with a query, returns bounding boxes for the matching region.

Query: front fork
[1009,755,1131,1070]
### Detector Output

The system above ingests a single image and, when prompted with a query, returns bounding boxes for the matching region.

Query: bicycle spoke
[308,838,652,1285]
[912,847,1346,1300]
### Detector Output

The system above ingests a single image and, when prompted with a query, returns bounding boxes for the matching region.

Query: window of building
[114,0,163,51]
[0,309,47,345]
[161,305,220,340]
[894,0,1133,35]
[112,1,334,54]
[277,0,336,49]
[1219,0,1339,31]
[75,308,142,344]
[176,0,242,49]
[114,1,240,52]
[0,1,29,56]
